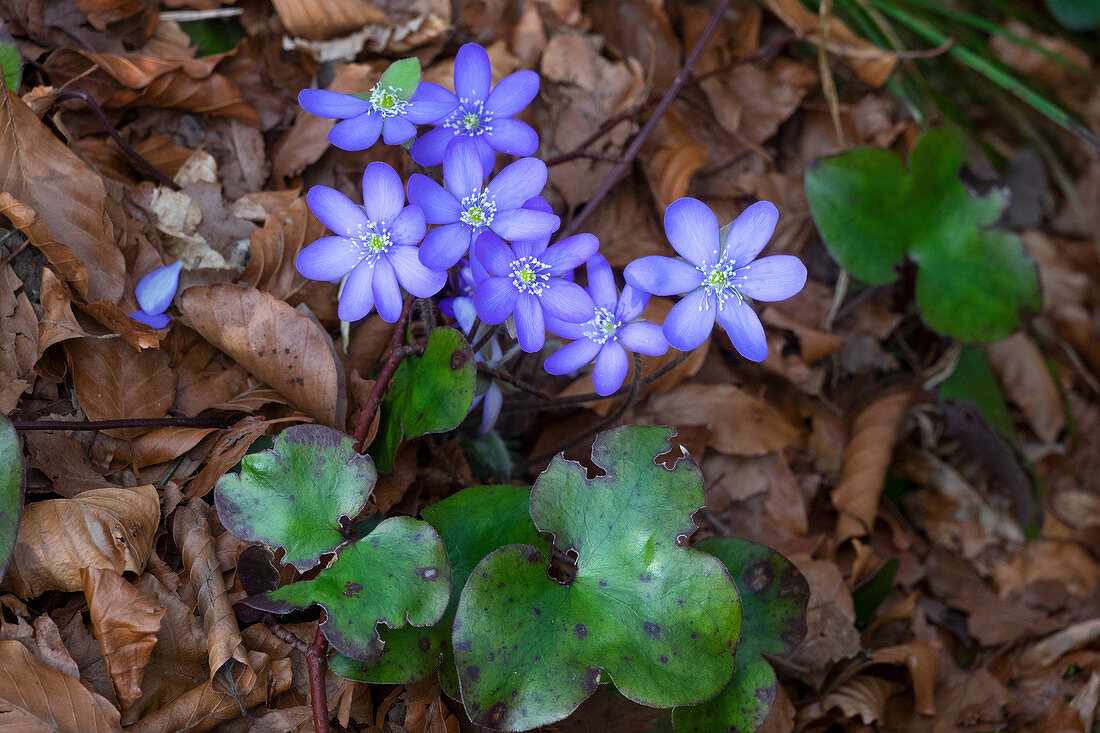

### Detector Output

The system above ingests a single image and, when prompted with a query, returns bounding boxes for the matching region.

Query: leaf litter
[0,0,1098,731]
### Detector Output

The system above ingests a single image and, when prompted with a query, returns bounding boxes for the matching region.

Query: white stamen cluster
[509,256,551,296]
[443,98,494,136]
[583,307,620,344]
[698,258,749,310]
[350,221,393,265]
[368,84,409,118]
[460,190,497,229]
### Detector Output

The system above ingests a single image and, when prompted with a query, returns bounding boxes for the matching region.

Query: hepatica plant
[208,47,811,733]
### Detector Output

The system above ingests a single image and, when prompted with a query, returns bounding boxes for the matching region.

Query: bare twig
[477,363,553,401]
[262,615,310,654]
[351,296,416,452]
[55,90,181,191]
[469,323,498,354]
[11,416,237,431]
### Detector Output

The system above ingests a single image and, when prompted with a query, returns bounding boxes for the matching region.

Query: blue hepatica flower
[297,82,446,151]
[472,230,598,353]
[544,254,669,395]
[409,137,559,272]
[409,43,540,174]
[297,161,446,323]
[129,260,182,329]
[624,198,807,360]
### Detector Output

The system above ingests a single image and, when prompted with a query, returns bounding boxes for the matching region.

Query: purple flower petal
[474,137,496,177]
[298,89,371,119]
[512,235,550,259]
[585,255,618,311]
[716,296,768,362]
[541,233,597,275]
[408,174,460,223]
[735,255,807,302]
[388,245,447,298]
[418,222,472,270]
[514,292,546,352]
[443,137,484,200]
[129,310,171,329]
[623,256,703,296]
[485,157,548,211]
[454,43,491,102]
[480,381,503,435]
[544,338,601,375]
[473,277,518,324]
[522,196,552,214]
[485,119,538,157]
[362,162,404,223]
[664,197,720,267]
[406,82,458,125]
[662,288,716,351]
[453,297,478,333]
[328,113,383,151]
[544,313,586,340]
[382,116,417,145]
[387,205,426,247]
[338,260,376,322]
[372,258,404,323]
[410,126,456,167]
[485,70,539,117]
[541,280,594,323]
[615,285,649,322]
[721,200,779,267]
[592,342,629,396]
[473,231,515,277]
[618,321,668,356]
[307,186,368,237]
[491,209,560,242]
[296,236,360,281]
[135,261,182,315]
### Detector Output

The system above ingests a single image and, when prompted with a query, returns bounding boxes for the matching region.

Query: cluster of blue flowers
[130,43,807,427]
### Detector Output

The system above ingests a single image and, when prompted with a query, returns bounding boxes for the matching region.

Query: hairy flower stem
[262,616,330,733]
[352,295,417,452]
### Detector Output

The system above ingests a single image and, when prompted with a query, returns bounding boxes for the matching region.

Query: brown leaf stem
[351,295,416,452]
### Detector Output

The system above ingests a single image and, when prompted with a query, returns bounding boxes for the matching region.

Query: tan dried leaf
[81,567,165,712]
[0,264,37,412]
[872,640,941,716]
[64,337,177,429]
[178,283,344,427]
[640,107,708,211]
[2,485,159,599]
[271,0,387,39]
[811,674,903,725]
[0,640,122,732]
[36,268,88,359]
[240,197,322,300]
[0,193,88,299]
[985,333,1064,443]
[832,391,910,541]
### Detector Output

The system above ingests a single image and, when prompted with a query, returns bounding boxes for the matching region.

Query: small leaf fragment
[379,57,421,102]
[241,517,451,662]
[215,424,376,572]
[0,412,23,584]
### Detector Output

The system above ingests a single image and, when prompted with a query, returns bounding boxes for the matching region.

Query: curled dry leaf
[271,0,387,39]
[803,674,903,725]
[0,90,124,303]
[0,194,87,302]
[985,333,1064,443]
[640,106,708,211]
[1,484,160,599]
[64,337,177,430]
[171,500,248,677]
[240,197,321,300]
[872,640,941,716]
[81,567,165,713]
[0,264,37,413]
[181,418,275,501]
[0,640,122,732]
[178,283,344,427]
[832,391,911,542]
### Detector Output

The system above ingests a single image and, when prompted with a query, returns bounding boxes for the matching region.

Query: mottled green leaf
[332,484,550,690]
[673,538,809,733]
[0,414,23,584]
[370,327,475,471]
[242,517,450,662]
[379,57,421,102]
[453,426,742,731]
[215,425,375,572]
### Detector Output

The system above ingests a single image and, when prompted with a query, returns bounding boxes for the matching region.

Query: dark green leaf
[939,344,1014,438]
[241,517,450,662]
[1046,0,1100,30]
[0,413,23,583]
[178,17,247,56]
[369,327,475,471]
[215,425,375,571]
[0,40,21,92]
[673,538,809,733]
[379,57,421,102]
[852,558,899,628]
[332,484,549,690]
[453,426,742,731]
[462,431,516,482]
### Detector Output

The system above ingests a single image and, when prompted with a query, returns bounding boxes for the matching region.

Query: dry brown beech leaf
[985,333,1064,443]
[64,337,177,430]
[0,90,125,303]
[81,567,166,713]
[171,500,248,677]
[832,391,911,542]
[240,197,322,300]
[0,264,37,413]
[271,0,388,40]
[640,106,708,211]
[1,485,160,599]
[178,283,344,427]
[0,640,122,732]
[0,193,88,299]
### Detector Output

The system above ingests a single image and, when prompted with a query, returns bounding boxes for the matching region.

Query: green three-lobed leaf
[215,424,375,572]
[453,426,742,731]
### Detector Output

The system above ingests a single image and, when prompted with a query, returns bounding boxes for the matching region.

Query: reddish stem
[307,626,330,733]
[351,296,416,452]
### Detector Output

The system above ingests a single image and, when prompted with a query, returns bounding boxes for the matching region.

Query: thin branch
[477,363,553,401]
[262,615,310,654]
[469,323,498,354]
[11,416,237,431]
[351,296,416,452]
[307,626,331,733]
[55,90,181,191]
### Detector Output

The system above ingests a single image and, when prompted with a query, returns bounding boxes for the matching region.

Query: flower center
[583,307,620,345]
[444,98,494,136]
[367,84,408,118]
[698,260,747,308]
[351,221,393,264]
[460,190,496,229]
[509,256,551,296]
